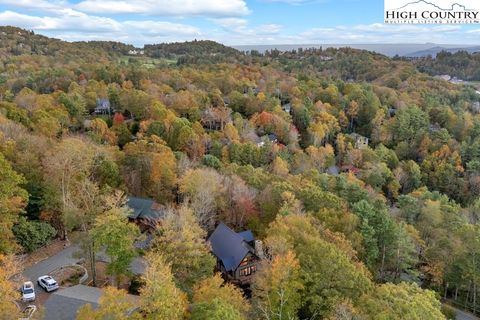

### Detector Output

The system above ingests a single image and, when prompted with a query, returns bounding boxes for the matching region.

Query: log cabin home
[208,223,262,285]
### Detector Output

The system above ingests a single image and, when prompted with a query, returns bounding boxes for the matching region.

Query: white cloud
[0,9,201,44]
[257,24,282,35]
[0,3,477,47]
[291,23,465,44]
[210,18,248,29]
[0,10,121,32]
[202,22,475,46]
[0,0,250,17]
[74,0,250,17]
[260,0,325,4]
[123,20,200,37]
[0,0,65,12]
[210,18,282,37]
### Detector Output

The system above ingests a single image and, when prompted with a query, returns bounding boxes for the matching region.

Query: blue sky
[0,0,478,46]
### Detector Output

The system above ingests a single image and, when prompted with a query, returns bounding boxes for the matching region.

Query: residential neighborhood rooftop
[127,196,165,221]
[208,223,256,272]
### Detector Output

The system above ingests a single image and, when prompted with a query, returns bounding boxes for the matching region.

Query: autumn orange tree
[122,136,177,203]
[0,255,20,319]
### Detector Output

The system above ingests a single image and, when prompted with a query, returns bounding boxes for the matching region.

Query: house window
[239,265,257,276]
[240,257,250,266]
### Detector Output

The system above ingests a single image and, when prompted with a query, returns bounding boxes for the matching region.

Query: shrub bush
[13,217,57,252]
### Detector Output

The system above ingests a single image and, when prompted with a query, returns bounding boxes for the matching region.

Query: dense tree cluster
[1,27,480,318]
[415,50,480,81]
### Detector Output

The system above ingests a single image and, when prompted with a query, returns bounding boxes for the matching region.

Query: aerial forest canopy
[1,26,480,319]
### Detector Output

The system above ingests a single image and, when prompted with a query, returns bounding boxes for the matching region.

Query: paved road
[23,245,81,284]
[452,306,479,320]
[20,245,81,309]
[20,243,144,310]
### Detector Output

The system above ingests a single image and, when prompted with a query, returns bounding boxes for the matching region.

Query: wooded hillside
[1,27,480,319]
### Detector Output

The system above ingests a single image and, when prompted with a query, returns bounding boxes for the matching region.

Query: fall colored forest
[1,26,480,319]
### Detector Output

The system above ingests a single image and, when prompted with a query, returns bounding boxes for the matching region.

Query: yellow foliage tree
[140,253,188,320]
[77,286,140,320]
[252,251,304,320]
[271,156,289,177]
[0,255,21,319]
[192,273,249,318]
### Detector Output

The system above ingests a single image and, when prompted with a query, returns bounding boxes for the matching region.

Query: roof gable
[127,196,165,220]
[96,98,110,108]
[238,230,255,242]
[208,223,256,272]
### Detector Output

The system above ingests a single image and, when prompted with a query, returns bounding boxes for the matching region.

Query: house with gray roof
[94,98,111,115]
[44,285,138,320]
[126,196,166,232]
[208,223,261,285]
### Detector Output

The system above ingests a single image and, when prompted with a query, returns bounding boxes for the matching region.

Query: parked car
[21,281,35,302]
[37,275,59,292]
[19,305,36,320]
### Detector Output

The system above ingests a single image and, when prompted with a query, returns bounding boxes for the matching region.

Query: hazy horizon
[4,26,480,57]
[1,0,480,46]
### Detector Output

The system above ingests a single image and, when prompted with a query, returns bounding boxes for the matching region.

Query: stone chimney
[255,240,265,259]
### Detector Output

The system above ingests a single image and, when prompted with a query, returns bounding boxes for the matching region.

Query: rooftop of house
[326,165,340,176]
[208,223,256,272]
[127,196,166,221]
[238,230,255,242]
[268,134,278,142]
[95,98,110,109]
[350,132,368,140]
[282,102,291,109]
[44,285,138,320]
[434,74,451,81]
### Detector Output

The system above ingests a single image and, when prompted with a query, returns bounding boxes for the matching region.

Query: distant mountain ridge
[1,26,478,60]
[234,43,480,57]
[406,45,480,57]
[0,26,239,60]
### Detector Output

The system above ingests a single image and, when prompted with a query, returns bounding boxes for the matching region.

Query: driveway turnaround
[23,245,80,290]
